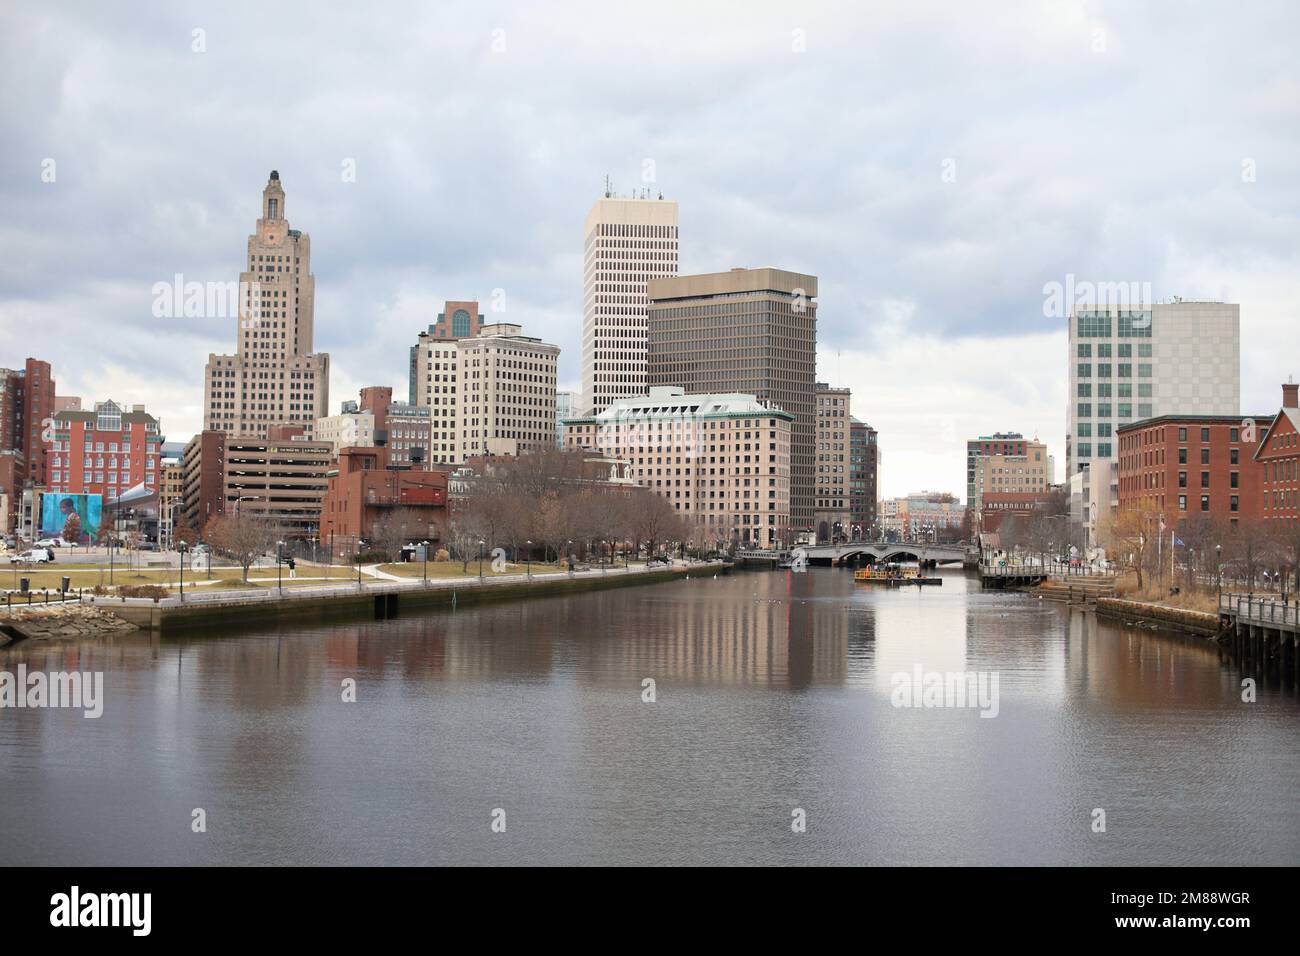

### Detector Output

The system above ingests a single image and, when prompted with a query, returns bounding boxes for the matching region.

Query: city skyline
[3,2,1299,500]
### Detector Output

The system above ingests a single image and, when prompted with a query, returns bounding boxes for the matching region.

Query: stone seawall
[100,564,719,634]
[1094,597,1222,638]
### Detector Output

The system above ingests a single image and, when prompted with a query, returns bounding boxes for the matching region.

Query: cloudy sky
[2,0,1297,499]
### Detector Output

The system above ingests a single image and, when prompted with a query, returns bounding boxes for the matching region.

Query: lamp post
[356,538,364,589]
[421,539,429,584]
[526,540,532,580]
[277,540,284,594]
[178,540,187,601]
[478,539,485,581]
[1216,543,1222,600]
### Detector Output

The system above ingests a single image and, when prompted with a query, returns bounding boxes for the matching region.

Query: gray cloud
[2,0,1297,496]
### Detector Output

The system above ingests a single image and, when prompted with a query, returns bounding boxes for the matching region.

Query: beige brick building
[970,438,1052,511]
[411,336,463,464]
[458,324,560,460]
[815,383,852,542]
[315,410,376,456]
[562,386,793,549]
[203,171,329,438]
[581,194,679,415]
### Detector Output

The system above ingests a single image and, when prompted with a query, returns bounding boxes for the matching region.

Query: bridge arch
[882,550,921,563]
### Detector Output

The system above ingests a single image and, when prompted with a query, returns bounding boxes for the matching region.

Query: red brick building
[180,430,228,533]
[1256,382,1299,526]
[1,358,56,489]
[0,449,25,533]
[47,400,163,498]
[1117,413,1272,531]
[319,444,448,557]
[978,490,1060,534]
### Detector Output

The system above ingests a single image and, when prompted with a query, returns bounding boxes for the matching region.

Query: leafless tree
[204,513,276,581]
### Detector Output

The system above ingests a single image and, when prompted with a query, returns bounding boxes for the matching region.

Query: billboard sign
[40,493,102,544]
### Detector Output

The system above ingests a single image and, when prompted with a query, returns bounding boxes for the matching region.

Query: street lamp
[276,540,284,594]
[1216,543,1223,599]
[421,539,429,584]
[526,540,532,580]
[478,539,485,581]
[178,540,187,601]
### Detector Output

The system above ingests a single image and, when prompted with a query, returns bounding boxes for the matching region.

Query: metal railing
[979,560,1113,578]
[1219,592,1300,630]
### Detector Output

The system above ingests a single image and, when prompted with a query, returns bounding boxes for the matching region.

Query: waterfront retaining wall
[1094,597,1222,638]
[97,565,717,634]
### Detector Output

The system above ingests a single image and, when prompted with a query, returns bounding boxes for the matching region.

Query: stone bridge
[733,542,975,567]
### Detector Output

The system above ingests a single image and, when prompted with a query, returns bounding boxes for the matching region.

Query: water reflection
[1,568,1296,866]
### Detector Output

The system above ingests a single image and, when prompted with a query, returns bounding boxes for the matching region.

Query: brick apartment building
[46,400,164,498]
[1257,382,1299,527]
[1116,412,1272,531]
[0,359,56,528]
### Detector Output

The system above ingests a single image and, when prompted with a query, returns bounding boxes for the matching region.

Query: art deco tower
[202,171,329,437]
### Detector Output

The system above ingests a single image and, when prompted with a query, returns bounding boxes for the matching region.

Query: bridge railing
[979,560,1111,577]
[1219,593,1300,629]
[979,563,1048,577]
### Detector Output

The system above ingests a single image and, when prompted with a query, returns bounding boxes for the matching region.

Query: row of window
[1077,343,1153,358]
[1076,363,1153,378]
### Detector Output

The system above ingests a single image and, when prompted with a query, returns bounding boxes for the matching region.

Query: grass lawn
[3,564,356,593]
[376,561,523,579]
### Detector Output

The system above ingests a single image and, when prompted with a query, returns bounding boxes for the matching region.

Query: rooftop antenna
[604,174,612,199]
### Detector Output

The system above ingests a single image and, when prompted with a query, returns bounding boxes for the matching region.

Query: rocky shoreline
[0,606,139,644]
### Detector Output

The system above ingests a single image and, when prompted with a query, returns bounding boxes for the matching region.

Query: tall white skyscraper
[1067,299,1240,514]
[581,193,679,415]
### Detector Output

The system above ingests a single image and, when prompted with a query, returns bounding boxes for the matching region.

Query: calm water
[2,568,1297,866]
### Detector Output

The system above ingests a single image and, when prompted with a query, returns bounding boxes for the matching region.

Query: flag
[1172,533,1186,548]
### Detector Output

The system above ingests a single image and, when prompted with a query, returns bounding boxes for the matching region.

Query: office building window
[1077,312,1112,337]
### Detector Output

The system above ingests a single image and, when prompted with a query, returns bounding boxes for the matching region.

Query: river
[2,567,1297,865]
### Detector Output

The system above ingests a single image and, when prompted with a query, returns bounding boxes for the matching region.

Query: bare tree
[1267,518,1300,596]
[205,513,276,581]
[628,490,682,558]
[369,507,430,559]
[1099,499,1161,590]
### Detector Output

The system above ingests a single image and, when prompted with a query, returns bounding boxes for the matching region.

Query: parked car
[9,549,54,564]
[647,555,672,566]
[35,538,62,548]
